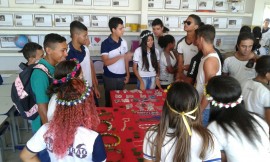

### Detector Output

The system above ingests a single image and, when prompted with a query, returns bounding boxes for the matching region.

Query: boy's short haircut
[19,42,42,60]
[196,24,215,44]
[70,20,87,38]
[43,33,66,50]
[108,17,123,32]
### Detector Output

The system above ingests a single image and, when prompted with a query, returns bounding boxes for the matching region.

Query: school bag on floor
[11,63,52,120]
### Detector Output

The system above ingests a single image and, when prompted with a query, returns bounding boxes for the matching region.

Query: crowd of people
[16,14,270,162]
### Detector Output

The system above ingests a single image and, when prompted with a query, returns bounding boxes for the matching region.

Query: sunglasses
[246,58,255,68]
[183,21,192,26]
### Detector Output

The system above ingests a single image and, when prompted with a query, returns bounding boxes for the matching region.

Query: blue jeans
[137,76,156,90]
[202,109,210,127]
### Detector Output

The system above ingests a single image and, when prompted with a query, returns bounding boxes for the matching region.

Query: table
[0,84,12,97]
[110,89,166,113]
[97,107,161,162]
[0,96,19,146]
[0,115,8,162]
[1,74,17,85]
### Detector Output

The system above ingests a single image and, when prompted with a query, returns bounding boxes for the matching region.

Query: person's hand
[94,87,101,99]
[124,51,133,61]
[139,81,145,90]
[166,65,174,74]
[155,78,162,90]
[183,65,189,71]
[124,75,130,84]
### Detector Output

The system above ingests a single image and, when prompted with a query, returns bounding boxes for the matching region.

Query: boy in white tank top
[195,25,221,126]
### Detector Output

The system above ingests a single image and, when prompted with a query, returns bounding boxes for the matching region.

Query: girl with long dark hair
[207,75,270,162]
[133,30,161,90]
[143,82,221,162]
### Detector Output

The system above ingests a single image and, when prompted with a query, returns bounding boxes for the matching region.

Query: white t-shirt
[133,47,160,77]
[177,38,198,75]
[143,128,221,162]
[222,56,256,83]
[241,79,270,118]
[159,51,177,85]
[26,124,106,162]
[47,94,57,122]
[67,45,92,87]
[207,114,270,162]
[80,47,92,87]
[196,53,222,100]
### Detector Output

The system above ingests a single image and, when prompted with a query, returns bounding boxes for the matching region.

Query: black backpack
[11,63,52,120]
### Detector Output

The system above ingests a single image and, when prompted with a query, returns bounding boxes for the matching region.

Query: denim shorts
[137,76,156,90]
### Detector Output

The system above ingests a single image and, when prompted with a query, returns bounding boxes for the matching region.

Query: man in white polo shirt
[101,17,133,107]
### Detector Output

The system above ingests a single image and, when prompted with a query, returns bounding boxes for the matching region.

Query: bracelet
[99,120,112,132]
[138,123,156,130]
[101,133,121,148]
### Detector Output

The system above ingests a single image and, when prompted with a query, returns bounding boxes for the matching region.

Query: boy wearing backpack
[30,33,67,162]
[30,33,67,132]
[19,42,44,67]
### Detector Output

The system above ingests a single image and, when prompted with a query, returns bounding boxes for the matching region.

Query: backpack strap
[33,64,53,78]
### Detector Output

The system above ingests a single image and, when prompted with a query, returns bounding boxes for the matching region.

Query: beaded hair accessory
[55,80,91,106]
[140,32,153,39]
[206,94,243,108]
[166,100,198,136]
[53,59,81,85]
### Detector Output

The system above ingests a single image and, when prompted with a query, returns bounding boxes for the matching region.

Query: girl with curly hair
[20,60,106,162]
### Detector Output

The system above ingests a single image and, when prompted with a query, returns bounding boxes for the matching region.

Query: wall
[0,0,261,71]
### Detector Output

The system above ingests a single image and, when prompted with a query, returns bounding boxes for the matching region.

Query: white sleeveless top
[196,53,221,100]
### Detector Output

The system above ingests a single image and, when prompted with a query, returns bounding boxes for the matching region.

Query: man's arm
[20,147,40,162]
[90,60,100,98]
[133,63,145,90]
[38,104,48,124]
[265,108,270,130]
[31,70,50,125]
[101,54,124,66]
[176,54,184,81]
[124,53,132,84]
[201,57,220,110]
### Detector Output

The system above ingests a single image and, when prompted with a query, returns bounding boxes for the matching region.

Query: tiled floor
[4,128,32,162]
[3,84,136,161]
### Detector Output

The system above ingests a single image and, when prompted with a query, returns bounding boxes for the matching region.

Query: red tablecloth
[97,106,162,162]
[97,90,166,161]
